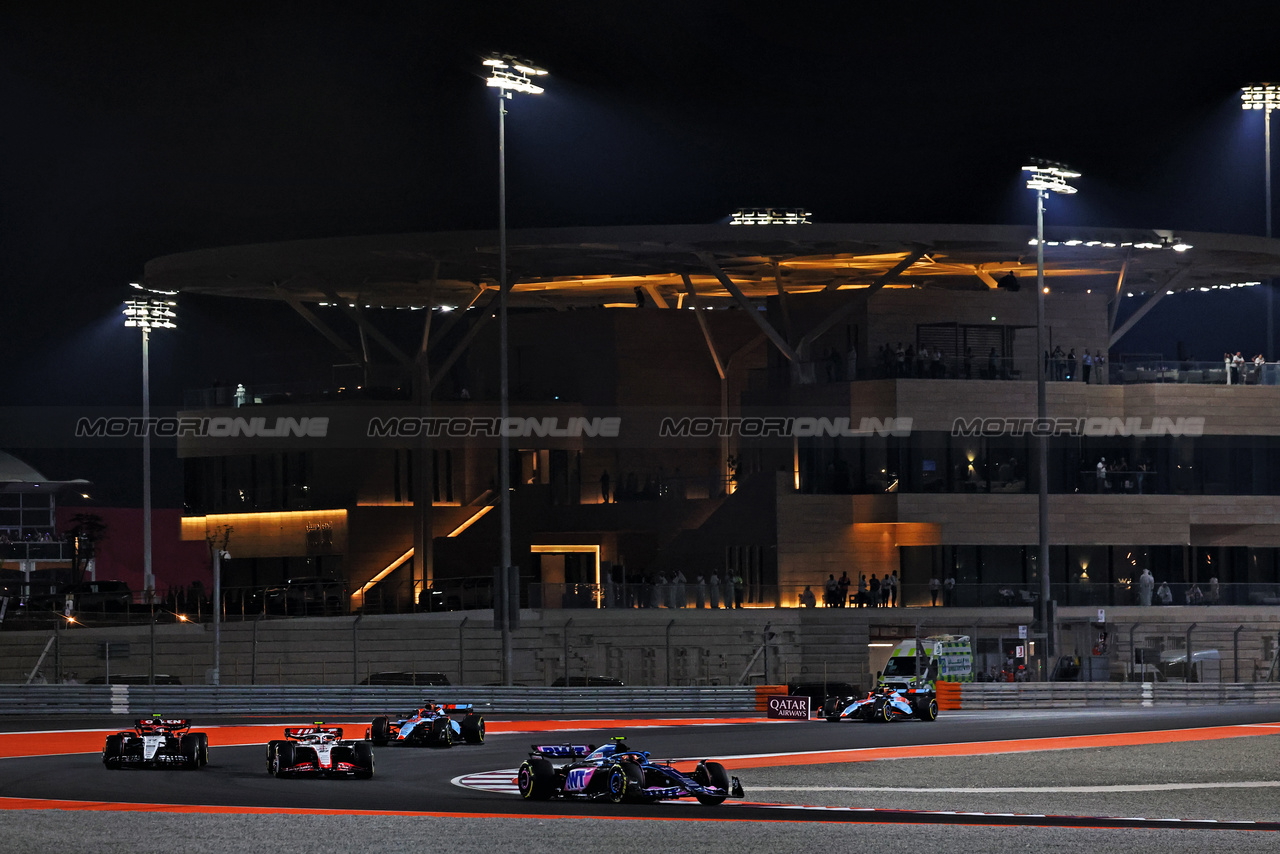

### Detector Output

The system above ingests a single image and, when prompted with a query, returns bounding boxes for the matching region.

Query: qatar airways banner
[766,695,810,720]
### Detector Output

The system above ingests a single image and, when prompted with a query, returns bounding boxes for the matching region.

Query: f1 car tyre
[822,697,841,722]
[879,700,894,723]
[272,741,296,777]
[461,713,485,744]
[353,742,375,779]
[916,696,939,721]
[180,733,203,768]
[605,760,645,804]
[693,761,731,806]
[370,716,390,746]
[517,758,556,800]
[196,732,210,766]
[430,716,453,748]
[102,734,123,769]
[265,740,283,773]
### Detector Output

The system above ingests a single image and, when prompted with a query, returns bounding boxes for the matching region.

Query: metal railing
[959,681,1280,709]
[0,684,764,716]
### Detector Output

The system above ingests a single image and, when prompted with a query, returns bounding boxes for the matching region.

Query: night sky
[2,2,1278,499]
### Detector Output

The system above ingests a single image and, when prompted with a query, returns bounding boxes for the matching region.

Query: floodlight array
[1241,84,1280,110]
[1022,161,1080,195]
[123,298,177,330]
[484,54,548,96]
[730,208,813,226]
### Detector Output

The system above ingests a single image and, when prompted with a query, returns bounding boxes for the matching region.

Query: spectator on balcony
[838,572,851,608]
[823,574,838,607]
[868,574,880,608]
[799,585,816,608]
[1156,580,1173,605]
[1096,457,1108,493]
[1138,569,1154,606]
[721,573,734,610]
[234,383,246,407]
[988,347,999,379]
[1066,349,1077,381]
[887,570,899,607]
[1186,583,1204,606]
[600,470,611,504]
[672,570,687,608]
[943,574,956,606]
[881,571,893,607]
[931,347,945,378]
[1207,576,1220,604]
[709,571,721,609]
[694,574,706,609]
[1082,351,1093,384]
[929,575,941,606]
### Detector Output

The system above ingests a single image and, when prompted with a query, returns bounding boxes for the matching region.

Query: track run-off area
[4,706,1280,835]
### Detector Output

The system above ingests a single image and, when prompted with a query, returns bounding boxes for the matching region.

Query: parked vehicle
[550,675,624,687]
[359,671,450,686]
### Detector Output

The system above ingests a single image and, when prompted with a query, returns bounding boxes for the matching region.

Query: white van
[877,635,973,693]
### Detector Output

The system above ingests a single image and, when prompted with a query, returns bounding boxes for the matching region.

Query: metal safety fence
[0,684,764,717]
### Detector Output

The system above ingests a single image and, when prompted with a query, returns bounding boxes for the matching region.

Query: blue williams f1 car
[822,686,938,722]
[517,736,744,805]
[368,702,484,747]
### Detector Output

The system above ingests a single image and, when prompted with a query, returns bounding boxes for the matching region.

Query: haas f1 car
[102,715,209,769]
[266,725,374,778]
[368,702,484,748]
[517,736,744,805]
[823,686,939,723]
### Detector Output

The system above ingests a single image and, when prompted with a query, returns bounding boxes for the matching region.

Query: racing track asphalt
[3,705,1280,853]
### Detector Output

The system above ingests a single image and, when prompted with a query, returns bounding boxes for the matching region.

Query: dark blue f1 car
[516,736,744,805]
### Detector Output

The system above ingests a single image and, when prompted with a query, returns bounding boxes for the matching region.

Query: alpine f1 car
[368,702,484,747]
[265,725,374,778]
[517,736,744,805]
[102,715,209,769]
[822,686,938,722]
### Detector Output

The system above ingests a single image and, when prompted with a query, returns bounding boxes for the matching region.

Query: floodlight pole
[497,87,514,687]
[1034,191,1051,662]
[1024,161,1077,670]
[1259,106,1269,361]
[141,326,154,607]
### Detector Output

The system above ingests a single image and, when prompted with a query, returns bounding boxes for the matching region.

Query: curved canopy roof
[144,223,1280,309]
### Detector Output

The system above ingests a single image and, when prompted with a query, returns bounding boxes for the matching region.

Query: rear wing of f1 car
[529,744,594,758]
[285,726,344,740]
[135,716,189,732]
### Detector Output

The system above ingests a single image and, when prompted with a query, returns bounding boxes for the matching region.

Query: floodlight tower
[1242,84,1279,359]
[483,53,547,686]
[122,290,177,606]
[1022,160,1079,668]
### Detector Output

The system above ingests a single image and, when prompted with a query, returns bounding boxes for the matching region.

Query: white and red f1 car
[102,715,209,769]
[266,725,375,778]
